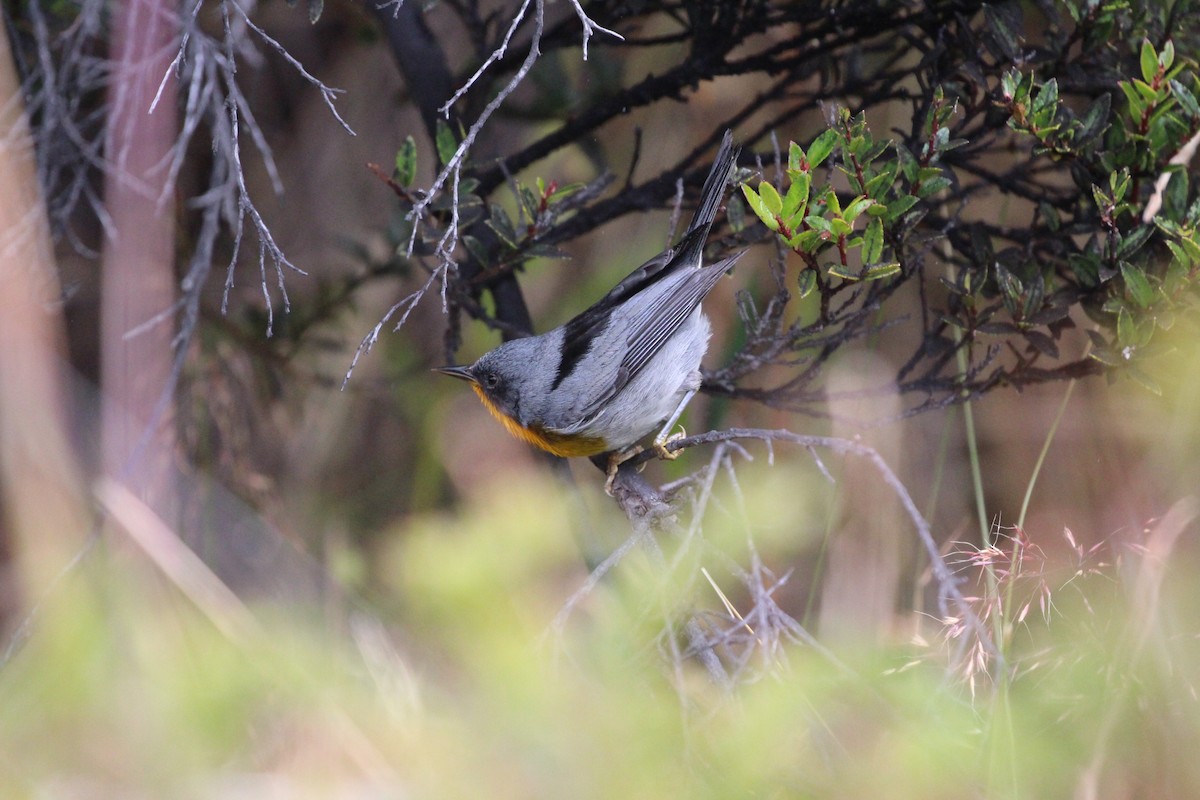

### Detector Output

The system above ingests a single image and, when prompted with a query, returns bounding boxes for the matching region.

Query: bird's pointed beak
[433,365,477,383]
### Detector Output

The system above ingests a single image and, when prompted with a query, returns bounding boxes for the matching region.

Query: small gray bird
[437,131,743,477]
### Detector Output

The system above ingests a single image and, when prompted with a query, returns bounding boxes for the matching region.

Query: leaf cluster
[371,0,1200,414]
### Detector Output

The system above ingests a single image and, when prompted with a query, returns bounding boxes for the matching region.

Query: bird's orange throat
[469,384,607,457]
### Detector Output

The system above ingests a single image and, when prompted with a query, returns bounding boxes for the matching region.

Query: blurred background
[2,0,1199,796]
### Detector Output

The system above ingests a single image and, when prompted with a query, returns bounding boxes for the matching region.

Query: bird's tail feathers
[678,130,740,266]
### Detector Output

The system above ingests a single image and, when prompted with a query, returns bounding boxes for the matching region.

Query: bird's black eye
[484,371,500,389]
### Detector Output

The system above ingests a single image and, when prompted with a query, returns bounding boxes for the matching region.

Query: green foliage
[394,134,417,187]
[741,106,923,285]
[999,29,1200,385]
[729,6,1200,394]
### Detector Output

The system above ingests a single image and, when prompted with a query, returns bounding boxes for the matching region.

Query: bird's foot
[652,427,687,461]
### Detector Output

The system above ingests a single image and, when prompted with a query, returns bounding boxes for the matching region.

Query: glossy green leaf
[741,185,777,231]
[827,262,859,281]
[788,141,806,172]
[782,172,811,219]
[863,217,884,264]
[394,135,417,187]
[1031,78,1059,121]
[917,176,952,198]
[863,261,901,280]
[1160,39,1175,71]
[1170,79,1200,119]
[435,120,457,167]
[796,267,817,298]
[807,129,840,169]
[1119,81,1145,118]
[1115,224,1153,259]
[1140,39,1158,84]
[759,182,783,216]
[486,204,518,247]
[1121,262,1155,308]
[886,195,919,223]
[844,197,874,222]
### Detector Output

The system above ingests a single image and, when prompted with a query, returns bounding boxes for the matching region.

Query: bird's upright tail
[677,130,740,266]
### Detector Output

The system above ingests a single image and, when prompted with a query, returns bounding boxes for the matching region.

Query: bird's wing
[550,131,741,393]
[574,250,745,421]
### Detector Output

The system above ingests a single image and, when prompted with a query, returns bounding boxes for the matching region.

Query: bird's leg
[652,389,695,460]
[604,446,644,495]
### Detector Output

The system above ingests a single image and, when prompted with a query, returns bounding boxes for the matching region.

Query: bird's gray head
[437,335,551,426]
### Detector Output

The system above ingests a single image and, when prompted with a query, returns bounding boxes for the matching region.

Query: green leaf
[782,171,811,219]
[1115,224,1153,259]
[435,119,457,167]
[726,192,746,232]
[788,141,805,172]
[844,197,874,222]
[518,185,539,223]
[917,176,952,198]
[807,129,840,169]
[759,182,783,216]
[1165,240,1191,267]
[1170,79,1200,119]
[1140,39,1158,84]
[985,5,1021,60]
[804,215,833,234]
[995,263,1024,314]
[1001,69,1019,100]
[863,217,884,264]
[1076,93,1112,144]
[822,188,842,217]
[830,218,854,237]
[549,182,584,203]
[895,143,918,183]
[886,195,919,223]
[1132,79,1160,103]
[1160,40,1175,71]
[1116,306,1136,348]
[1031,78,1059,121]
[1110,169,1131,203]
[864,167,897,200]
[794,229,825,251]
[796,268,817,298]
[462,235,488,266]
[1120,262,1155,307]
[1120,81,1146,118]
[394,135,417,187]
[1178,236,1200,263]
[741,185,778,231]
[486,204,518,247]
[1039,201,1060,232]
[863,261,901,280]
[1089,347,1122,367]
[827,262,859,281]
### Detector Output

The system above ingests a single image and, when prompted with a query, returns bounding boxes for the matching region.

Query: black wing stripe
[552,306,612,390]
